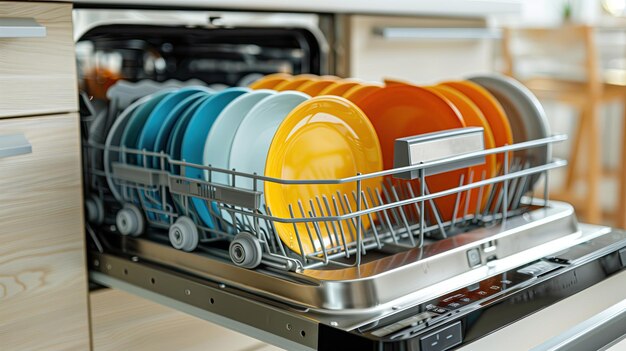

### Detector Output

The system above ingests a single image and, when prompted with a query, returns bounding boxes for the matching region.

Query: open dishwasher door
[75,6,626,351]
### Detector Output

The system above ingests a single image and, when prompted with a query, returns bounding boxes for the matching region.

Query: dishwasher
[74,6,626,351]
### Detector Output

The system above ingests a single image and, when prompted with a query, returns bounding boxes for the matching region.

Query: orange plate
[318,80,362,96]
[343,83,384,104]
[383,77,413,86]
[248,73,292,90]
[439,81,513,170]
[354,85,468,222]
[274,74,319,91]
[265,96,383,255]
[429,85,497,212]
[297,77,339,96]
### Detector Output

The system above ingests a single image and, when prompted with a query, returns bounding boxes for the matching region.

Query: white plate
[203,89,276,186]
[228,91,310,220]
[104,95,154,204]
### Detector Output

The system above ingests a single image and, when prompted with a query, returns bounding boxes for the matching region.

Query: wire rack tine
[353,190,382,249]
[322,195,342,251]
[421,182,447,239]
[331,195,350,258]
[382,179,404,229]
[388,186,416,245]
[336,191,356,242]
[288,204,307,263]
[264,205,286,256]
[356,174,362,267]
[372,187,400,244]
[404,182,424,240]
[419,167,426,248]
[314,196,335,248]
[512,161,531,210]
[308,210,329,264]
[475,170,487,219]
[297,200,318,253]
[461,170,474,225]
[342,193,367,256]
[449,173,465,230]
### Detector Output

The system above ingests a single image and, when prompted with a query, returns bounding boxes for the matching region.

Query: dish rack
[83,89,567,275]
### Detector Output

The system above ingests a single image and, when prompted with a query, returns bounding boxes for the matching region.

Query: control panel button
[476,290,488,296]
[419,321,463,351]
[518,261,561,276]
[447,302,461,308]
[489,285,501,291]
[459,297,471,303]
[467,248,481,267]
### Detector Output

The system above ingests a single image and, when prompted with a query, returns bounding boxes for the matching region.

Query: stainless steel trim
[0,18,47,38]
[373,27,502,40]
[394,127,485,179]
[90,222,618,331]
[102,201,581,312]
[0,134,32,159]
[90,268,317,351]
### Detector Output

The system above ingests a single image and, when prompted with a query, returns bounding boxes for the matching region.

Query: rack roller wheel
[116,204,144,237]
[85,194,105,225]
[229,232,262,269]
[169,216,199,252]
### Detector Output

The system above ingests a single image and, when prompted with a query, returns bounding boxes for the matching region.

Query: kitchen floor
[90,289,283,351]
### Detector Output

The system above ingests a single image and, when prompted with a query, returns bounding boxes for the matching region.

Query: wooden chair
[501,25,626,225]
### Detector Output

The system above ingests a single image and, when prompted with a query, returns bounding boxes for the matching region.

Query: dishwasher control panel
[316,234,626,351]
[363,268,533,344]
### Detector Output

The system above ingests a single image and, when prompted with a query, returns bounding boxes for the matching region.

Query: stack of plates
[104,72,550,255]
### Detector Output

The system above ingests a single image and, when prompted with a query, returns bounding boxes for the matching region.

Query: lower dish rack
[83,89,626,350]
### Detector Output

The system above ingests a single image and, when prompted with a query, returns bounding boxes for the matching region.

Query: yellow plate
[248,73,292,89]
[297,77,339,96]
[343,82,383,104]
[319,80,362,96]
[265,96,383,255]
[274,74,319,91]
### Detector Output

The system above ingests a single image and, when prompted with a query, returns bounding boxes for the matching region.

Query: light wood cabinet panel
[0,113,91,351]
[0,1,78,118]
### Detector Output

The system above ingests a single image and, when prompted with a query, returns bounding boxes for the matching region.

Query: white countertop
[73,0,521,18]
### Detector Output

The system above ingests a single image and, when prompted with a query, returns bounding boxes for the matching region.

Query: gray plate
[468,74,551,190]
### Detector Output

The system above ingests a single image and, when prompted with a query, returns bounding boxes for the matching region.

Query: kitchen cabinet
[0,1,89,350]
[0,113,90,351]
[0,1,78,118]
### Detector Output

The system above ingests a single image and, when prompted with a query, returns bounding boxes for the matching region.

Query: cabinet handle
[0,134,32,159]
[0,18,47,38]
[373,27,501,40]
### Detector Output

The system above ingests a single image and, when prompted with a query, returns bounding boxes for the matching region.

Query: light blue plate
[228,91,310,233]
[181,87,250,229]
[203,89,276,186]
